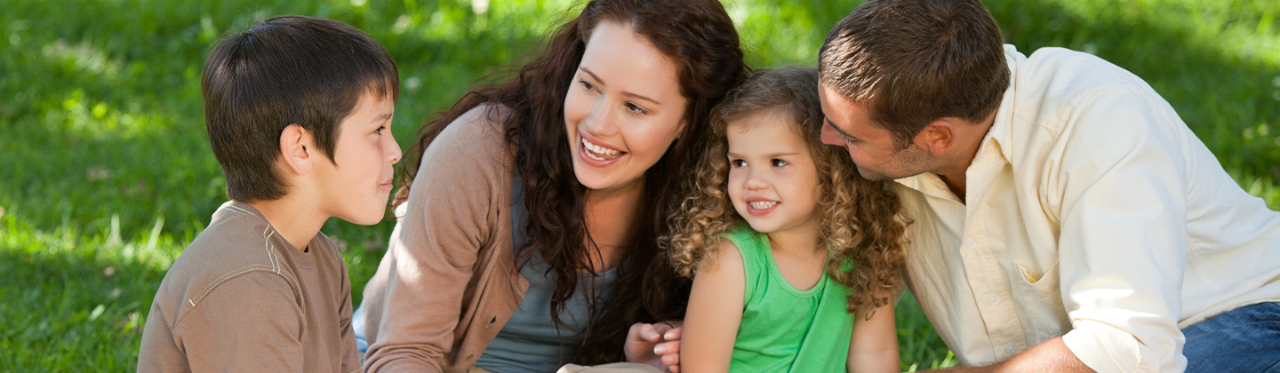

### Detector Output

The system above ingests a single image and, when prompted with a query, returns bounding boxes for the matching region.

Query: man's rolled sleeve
[1052,86,1191,373]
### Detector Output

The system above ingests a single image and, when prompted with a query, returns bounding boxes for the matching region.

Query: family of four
[137,0,1280,372]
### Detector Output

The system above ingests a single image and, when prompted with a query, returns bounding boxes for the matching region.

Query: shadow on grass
[990,0,1280,180]
[0,244,167,372]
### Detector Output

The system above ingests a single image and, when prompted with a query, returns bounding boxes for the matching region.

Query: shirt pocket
[1013,261,1072,344]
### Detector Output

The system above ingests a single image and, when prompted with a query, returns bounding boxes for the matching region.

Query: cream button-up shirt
[894,45,1280,373]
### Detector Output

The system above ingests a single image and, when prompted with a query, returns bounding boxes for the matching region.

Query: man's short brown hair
[202,16,399,202]
[819,0,1008,148]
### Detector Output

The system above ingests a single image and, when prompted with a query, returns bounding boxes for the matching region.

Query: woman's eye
[771,159,788,167]
[625,102,649,115]
[730,159,746,168]
[579,80,595,91]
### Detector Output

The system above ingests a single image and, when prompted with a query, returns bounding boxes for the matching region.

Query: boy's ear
[278,124,314,176]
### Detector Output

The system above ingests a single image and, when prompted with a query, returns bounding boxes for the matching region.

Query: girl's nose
[743,168,769,190]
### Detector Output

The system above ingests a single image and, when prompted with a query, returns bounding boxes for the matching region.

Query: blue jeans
[354,304,369,353]
[1183,302,1280,373]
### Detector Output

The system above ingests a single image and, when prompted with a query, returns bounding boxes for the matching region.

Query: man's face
[818,84,933,181]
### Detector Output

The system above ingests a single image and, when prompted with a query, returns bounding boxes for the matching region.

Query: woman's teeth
[582,138,622,161]
[750,201,778,209]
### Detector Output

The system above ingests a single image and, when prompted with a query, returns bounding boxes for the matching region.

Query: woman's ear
[278,124,314,176]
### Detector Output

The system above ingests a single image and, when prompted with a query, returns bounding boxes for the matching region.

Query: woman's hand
[625,321,683,372]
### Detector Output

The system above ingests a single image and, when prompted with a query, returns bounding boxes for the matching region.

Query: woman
[358,0,747,372]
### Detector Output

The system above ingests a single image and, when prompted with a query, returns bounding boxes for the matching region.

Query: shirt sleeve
[173,272,306,373]
[361,107,506,373]
[1049,86,1190,373]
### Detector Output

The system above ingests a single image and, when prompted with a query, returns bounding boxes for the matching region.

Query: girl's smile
[744,197,780,215]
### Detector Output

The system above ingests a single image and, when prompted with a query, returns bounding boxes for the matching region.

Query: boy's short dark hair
[818,0,1008,148]
[202,15,399,202]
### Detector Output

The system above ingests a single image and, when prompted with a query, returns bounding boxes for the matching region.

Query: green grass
[1,0,1276,371]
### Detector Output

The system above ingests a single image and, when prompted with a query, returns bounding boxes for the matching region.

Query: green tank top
[723,223,853,373]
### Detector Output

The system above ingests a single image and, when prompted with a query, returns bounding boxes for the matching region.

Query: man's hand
[624,321,683,372]
[933,337,1093,373]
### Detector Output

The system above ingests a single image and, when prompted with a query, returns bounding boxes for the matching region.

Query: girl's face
[564,20,688,195]
[726,109,823,235]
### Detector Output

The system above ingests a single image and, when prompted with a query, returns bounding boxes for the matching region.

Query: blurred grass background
[1,0,1277,371]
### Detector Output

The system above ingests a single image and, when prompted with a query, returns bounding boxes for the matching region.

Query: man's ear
[917,119,958,157]
[278,124,314,176]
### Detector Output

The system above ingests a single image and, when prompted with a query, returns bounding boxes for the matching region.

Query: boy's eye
[730,159,747,168]
[624,102,649,115]
[771,159,788,167]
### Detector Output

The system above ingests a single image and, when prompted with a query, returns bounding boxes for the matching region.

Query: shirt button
[966,237,976,247]
[1006,344,1016,354]
[987,295,997,304]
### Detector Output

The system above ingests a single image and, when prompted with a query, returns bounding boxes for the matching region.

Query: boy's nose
[387,137,403,164]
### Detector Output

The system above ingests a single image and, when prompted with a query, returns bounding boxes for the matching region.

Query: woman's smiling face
[563,20,688,194]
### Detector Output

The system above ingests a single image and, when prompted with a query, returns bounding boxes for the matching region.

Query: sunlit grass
[1,0,1276,371]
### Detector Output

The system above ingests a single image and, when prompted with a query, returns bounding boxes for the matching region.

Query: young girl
[665,67,907,373]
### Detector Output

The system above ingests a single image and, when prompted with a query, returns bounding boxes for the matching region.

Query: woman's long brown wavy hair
[397,0,746,364]
[662,67,907,311]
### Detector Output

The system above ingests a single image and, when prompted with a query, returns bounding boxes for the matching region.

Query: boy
[138,15,401,372]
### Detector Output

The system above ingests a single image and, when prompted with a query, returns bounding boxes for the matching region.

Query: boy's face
[314,91,401,225]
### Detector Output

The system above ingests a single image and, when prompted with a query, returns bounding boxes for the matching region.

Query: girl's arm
[680,239,747,373]
[847,300,900,373]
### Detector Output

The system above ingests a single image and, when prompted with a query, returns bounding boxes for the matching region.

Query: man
[817,1,1280,372]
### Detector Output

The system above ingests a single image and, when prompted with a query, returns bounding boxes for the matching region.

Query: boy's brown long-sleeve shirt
[138,201,360,373]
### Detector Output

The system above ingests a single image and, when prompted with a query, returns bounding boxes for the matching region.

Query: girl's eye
[374,126,387,135]
[844,136,858,145]
[730,159,747,168]
[624,102,649,115]
[771,159,788,167]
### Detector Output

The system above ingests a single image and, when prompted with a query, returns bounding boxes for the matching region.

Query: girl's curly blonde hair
[661,66,908,310]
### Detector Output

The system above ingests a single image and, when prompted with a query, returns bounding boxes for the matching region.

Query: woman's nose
[583,100,618,137]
